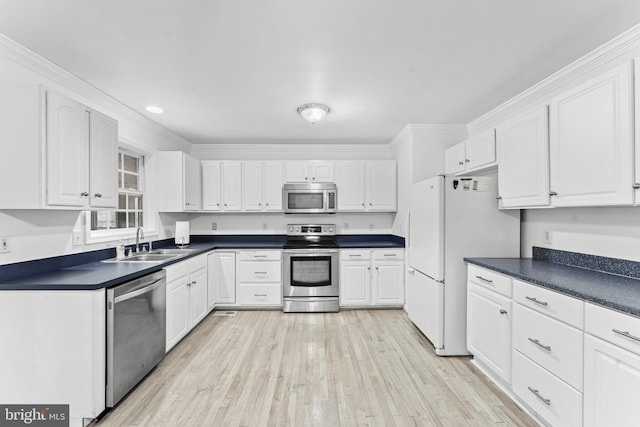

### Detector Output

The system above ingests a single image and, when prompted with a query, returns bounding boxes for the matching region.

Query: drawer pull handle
[528,338,551,352]
[253,255,268,258]
[612,329,640,342]
[255,271,267,274]
[475,275,493,284]
[525,296,549,307]
[499,309,507,315]
[383,254,396,257]
[254,294,268,297]
[349,254,362,257]
[527,387,551,406]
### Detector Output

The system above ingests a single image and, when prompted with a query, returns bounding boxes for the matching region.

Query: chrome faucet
[136,227,144,252]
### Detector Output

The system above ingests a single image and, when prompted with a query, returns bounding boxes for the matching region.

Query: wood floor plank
[92,309,537,427]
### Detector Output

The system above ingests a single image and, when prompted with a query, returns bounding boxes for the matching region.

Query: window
[91,150,144,231]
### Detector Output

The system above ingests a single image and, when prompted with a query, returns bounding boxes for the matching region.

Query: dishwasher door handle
[114,278,164,304]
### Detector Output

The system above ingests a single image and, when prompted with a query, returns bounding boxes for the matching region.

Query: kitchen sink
[149,248,195,255]
[103,253,181,263]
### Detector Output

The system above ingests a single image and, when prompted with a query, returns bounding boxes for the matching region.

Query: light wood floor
[94,309,537,427]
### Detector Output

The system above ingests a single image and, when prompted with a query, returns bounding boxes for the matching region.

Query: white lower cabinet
[513,351,583,427]
[165,254,208,352]
[208,251,236,307]
[584,303,640,427]
[340,249,404,307]
[467,281,512,383]
[236,250,282,306]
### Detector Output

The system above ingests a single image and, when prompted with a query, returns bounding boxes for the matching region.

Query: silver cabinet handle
[254,271,267,274]
[496,196,502,200]
[224,203,228,207]
[528,338,551,352]
[192,280,197,284]
[349,254,362,257]
[312,177,316,180]
[375,266,379,271]
[383,254,396,257]
[549,191,557,196]
[187,282,191,287]
[475,275,493,284]
[612,329,640,342]
[525,296,549,307]
[258,203,262,206]
[304,177,308,181]
[80,192,89,197]
[633,184,640,189]
[464,159,470,163]
[266,203,269,206]
[253,255,267,258]
[94,193,102,198]
[216,203,220,206]
[362,203,365,207]
[185,202,190,206]
[458,161,464,166]
[367,267,371,271]
[255,294,268,297]
[499,309,507,315]
[527,387,551,406]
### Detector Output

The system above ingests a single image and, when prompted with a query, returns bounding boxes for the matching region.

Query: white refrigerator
[407,175,520,356]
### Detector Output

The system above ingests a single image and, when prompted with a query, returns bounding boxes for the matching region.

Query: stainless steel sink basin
[103,253,180,263]
[149,248,195,255]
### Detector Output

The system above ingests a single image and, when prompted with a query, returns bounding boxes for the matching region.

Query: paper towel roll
[175,221,190,246]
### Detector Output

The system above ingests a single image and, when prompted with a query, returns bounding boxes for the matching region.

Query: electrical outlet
[369,223,375,231]
[72,230,83,246]
[543,230,552,244]
[343,222,349,231]
[211,222,217,231]
[262,222,268,231]
[0,236,10,253]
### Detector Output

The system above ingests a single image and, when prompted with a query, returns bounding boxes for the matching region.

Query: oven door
[283,249,339,297]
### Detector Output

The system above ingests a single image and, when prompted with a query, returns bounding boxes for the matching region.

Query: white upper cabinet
[88,110,118,208]
[549,62,633,206]
[157,151,201,212]
[444,130,496,175]
[496,105,550,208]
[242,161,283,211]
[634,56,640,204]
[285,161,334,182]
[335,161,396,212]
[0,86,118,209]
[202,161,243,211]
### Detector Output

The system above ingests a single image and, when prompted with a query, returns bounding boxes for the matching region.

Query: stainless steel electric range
[282,224,339,313]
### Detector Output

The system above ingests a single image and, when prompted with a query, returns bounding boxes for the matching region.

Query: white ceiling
[1,1,640,145]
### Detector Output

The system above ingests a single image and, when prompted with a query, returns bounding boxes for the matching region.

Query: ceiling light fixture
[145,105,164,114]
[297,103,330,124]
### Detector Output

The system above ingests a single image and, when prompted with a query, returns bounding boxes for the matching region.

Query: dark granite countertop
[0,234,404,291]
[465,255,640,318]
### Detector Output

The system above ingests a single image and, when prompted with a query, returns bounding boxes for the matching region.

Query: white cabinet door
[634,56,640,203]
[242,161,263,211]
[88,110,118,208]
[467,282,512,383]
[444,142,466,174]
[339,261,370,306]
[372,261,404,305]
[366,161,397,211]
[212,251,237,304]
[466,129,496,170]
[184,154,201,211]
[166,272,190,351]
[202,161,221,211]
[46,91,90,207]
[549,62,633,206]
[263,162,284,211]
[310,161,334,182]
[496,106,550,208]
[221,161,242,211]
[335,161,365,211]
[189,266,208,326]
[285,162,309,182]
[584,334,640,427]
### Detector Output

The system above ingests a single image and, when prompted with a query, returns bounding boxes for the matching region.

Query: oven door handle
[283,249,338,254]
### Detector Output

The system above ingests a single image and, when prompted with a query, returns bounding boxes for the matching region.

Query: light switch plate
[72,230,83,246]
[0,236,10,253]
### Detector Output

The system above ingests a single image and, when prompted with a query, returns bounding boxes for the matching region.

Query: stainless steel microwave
[283,183,337,214]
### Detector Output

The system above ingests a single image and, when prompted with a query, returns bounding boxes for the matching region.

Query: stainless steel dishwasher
[106,270,166,407]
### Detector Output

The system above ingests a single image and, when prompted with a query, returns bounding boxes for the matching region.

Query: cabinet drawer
[513,303,583,391]
[467,265,512,297]
[585,303,640,355]
[514,280,584,328]
[238,250,281,261]
[340,250,371,261]
[237,284,282,305]
[237,261,281,283]
[164,260,190,283]
[512,350,582,427]
[373,249,404,261]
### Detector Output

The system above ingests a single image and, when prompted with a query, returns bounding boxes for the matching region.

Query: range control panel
[286,224,336,236]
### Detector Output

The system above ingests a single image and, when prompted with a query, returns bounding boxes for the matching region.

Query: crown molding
[468,22,640,135]
[0,33,192,152]
[191,143,392,160]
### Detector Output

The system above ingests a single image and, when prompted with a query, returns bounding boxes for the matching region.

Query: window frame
[84,147,158,244]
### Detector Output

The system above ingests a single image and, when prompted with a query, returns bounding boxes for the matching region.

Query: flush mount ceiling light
[297,103,330,124]
[145,105,164,114]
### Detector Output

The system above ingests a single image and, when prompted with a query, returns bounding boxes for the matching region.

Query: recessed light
[145,105,164,114]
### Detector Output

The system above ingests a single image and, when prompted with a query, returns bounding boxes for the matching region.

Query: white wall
[0,36,190,265]
[522,207,640,261]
